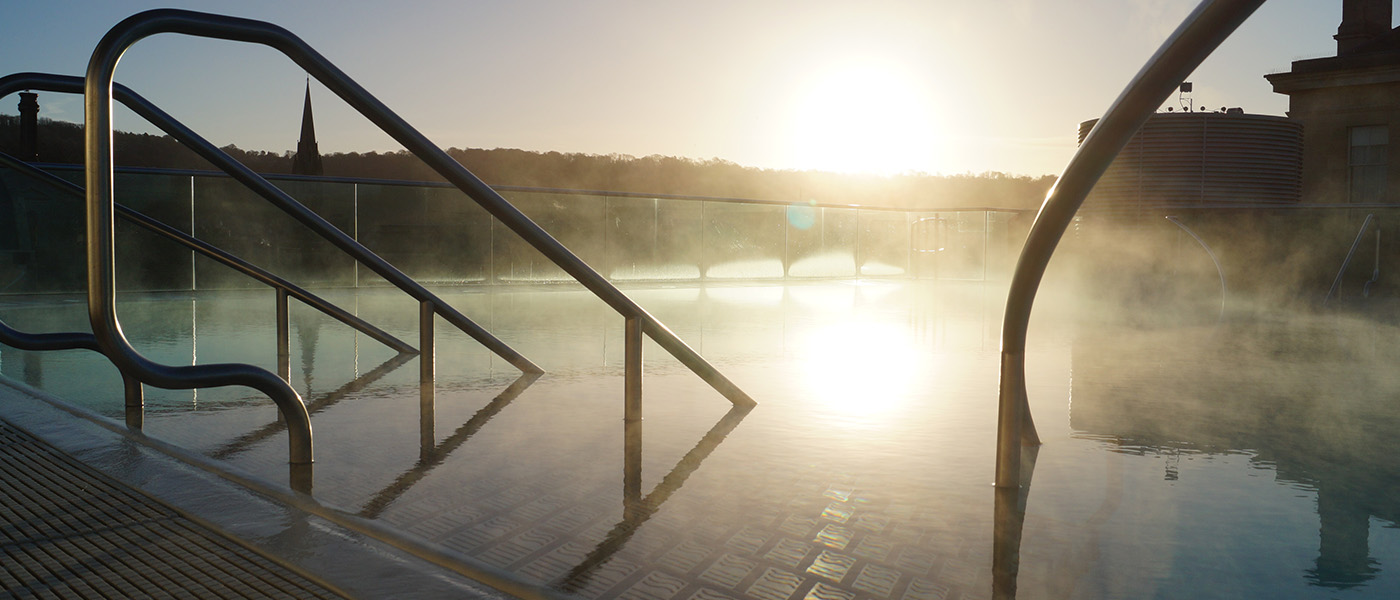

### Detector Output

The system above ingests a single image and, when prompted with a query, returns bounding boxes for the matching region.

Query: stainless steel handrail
[81,44,311,493]
[1324,213,1377,306]
[0,144,415,356]
[85,9,753,408]
[1,72,540,376]
[996,0,1265,488]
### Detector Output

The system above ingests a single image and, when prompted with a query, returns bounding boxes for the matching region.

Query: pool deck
[0,377,518,599]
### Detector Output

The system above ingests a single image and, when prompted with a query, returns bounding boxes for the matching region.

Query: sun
[786,61,944,176]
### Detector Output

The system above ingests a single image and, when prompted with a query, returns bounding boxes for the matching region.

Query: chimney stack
[17,92,38,162]
[1337,0,1392,56]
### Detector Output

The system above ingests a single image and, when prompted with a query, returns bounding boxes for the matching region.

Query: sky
[0,0,1346,177]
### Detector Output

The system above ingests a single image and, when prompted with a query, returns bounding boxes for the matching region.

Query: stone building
[1267,0,1400,204]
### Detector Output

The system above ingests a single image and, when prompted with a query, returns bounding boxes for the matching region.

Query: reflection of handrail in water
[357,373,539,519]
[1325,214,1377,306]
[0,315,149,428]
[559,405,752,592]
[993,444,1038,600]
[1165,216,1228,321]
[993,446,1125,600]
[209,351,416,461]
[0,146,416,356]
[996,0,1266,489]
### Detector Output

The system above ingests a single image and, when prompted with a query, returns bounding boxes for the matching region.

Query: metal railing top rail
[27,163,1039,216]
[996,0,1266,488]
[84,9,752,407]
[0,143,415,356]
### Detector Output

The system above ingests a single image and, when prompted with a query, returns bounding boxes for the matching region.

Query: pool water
[2,280,1399,599]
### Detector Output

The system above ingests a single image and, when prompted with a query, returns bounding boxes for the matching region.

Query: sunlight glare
[796,319,925,423]
[786,61,944,175]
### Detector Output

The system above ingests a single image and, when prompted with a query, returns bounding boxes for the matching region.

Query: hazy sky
[0,1,1346,177]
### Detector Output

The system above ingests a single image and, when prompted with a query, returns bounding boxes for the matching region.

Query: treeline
[1,115,1055,210]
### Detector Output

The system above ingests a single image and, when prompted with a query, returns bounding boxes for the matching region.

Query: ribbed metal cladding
[1079,112,1303,206]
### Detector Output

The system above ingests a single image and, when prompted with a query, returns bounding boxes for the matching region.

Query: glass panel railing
[942,211,990,281]
[856,208,910,277]
[702,201,785,280]
[786,206,858,278]
[0,165,85,293]
[116,171,193,291]
[604,196,702,281]
[494,190,607,284]
[193,175,356,289]
[271,178,357,287]
[21,166,1023,290]
[356,182,490,285]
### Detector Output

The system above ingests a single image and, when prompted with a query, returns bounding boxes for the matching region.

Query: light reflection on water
[2,282,1400,598]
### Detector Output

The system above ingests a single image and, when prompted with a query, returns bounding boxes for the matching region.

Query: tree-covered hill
[1,115,1054,210]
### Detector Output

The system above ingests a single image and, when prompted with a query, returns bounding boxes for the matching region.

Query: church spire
[292,79,323,176]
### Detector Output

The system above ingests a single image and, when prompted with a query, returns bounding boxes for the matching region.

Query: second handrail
[85,8,753,408]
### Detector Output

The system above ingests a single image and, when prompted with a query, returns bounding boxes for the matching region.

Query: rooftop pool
[3,279,1398,599]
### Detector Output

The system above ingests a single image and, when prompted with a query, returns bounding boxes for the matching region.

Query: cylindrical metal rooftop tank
[1079,112,1303,207]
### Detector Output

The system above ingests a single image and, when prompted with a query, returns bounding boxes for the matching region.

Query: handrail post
[624,316,642,423]
[276,288,291,382]
[420,300,435,382]
[87,15,314,483]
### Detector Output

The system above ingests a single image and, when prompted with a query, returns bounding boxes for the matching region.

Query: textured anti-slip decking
[0,420,343,599]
